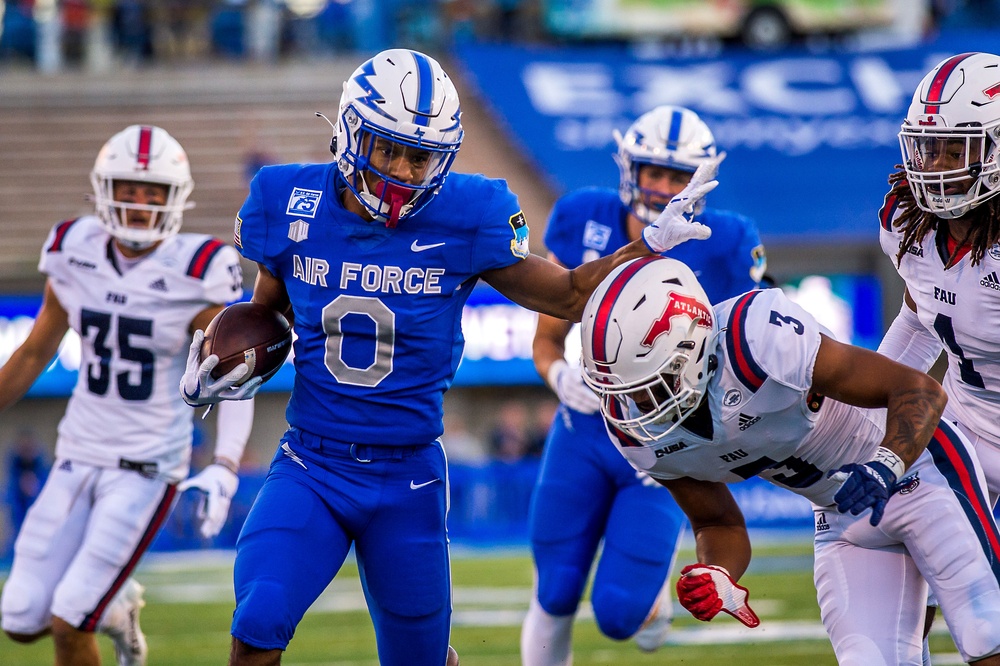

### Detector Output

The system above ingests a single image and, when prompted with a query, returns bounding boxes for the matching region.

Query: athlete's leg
[231,433,353,659]
[1,461,94,641]
[355,441,452,666]
[591,475,684,644]
[54,468,174,666]
[522,410,616,666]
[813,528,925,666]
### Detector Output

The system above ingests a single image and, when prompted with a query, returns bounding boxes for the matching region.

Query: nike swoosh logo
[411,240,446,252]
[410,479,440,490]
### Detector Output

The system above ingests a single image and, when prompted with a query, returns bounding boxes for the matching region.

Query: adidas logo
[148,277,168,292]
[738,413,761,431]
[58,459,72,472]
[815,512,830,532]
[981,271,1000,291]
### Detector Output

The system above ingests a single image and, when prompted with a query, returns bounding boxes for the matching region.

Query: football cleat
[100,578,148,666]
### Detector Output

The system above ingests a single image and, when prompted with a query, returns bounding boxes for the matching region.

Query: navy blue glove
[828,461,898,527]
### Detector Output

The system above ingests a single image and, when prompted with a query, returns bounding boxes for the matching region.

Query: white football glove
[546,359,601,414]
[177,463,239,539]
[179,330,263,407]
[676,563,760,628]
[641,153,725,254]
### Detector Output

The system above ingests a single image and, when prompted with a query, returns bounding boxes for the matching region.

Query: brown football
[201,302,292,386]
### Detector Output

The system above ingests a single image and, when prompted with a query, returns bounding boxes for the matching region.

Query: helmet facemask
[90,175,193,251]
[339,108,460,228]
[586,318,711,442]
[900,125,999,219]
[334,49,464,228]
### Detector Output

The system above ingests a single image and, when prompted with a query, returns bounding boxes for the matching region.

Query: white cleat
[100,578,148,666]
[633,598,673,652]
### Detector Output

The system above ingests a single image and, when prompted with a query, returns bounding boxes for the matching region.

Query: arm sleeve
[212,397,254,467]
[201,244,245,305]
[877,301,942,372]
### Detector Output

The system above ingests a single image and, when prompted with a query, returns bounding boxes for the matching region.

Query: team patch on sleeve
[725,291,768,393]
[186,238,225,279]
[285,187,323,218]
[508,211,529,259]
[45,218,80,253]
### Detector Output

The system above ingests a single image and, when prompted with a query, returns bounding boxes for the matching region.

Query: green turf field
[0,541,962,665]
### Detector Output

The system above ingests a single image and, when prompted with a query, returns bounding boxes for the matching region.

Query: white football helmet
[899,52,1000,219]
[334,48,464,227]
[581,256,718,442]
[614,106,718,225]
[90,125,194,251]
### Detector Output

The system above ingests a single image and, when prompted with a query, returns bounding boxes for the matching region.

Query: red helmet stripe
[591,256,662,365]
[136,126,154,171]
[924,53,977,114]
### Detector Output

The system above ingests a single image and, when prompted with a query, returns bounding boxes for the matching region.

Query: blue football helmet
[334,49,464,227]
[614,106,718,225]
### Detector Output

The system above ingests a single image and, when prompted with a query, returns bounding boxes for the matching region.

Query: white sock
[521,597,575,666]
[922,637,932,666]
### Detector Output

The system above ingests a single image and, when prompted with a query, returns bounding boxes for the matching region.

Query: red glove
[676,563,760,628]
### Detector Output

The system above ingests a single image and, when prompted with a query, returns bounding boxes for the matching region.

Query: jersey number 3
[81,309,155,400]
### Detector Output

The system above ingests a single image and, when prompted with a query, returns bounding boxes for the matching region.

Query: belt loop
[350,443,373,463]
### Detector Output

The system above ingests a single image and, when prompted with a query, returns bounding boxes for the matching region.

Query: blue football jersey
[236,163,527,444]
[544,188,764,302]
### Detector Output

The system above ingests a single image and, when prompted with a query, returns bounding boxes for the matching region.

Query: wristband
[873,446,905,479]
[545,359,568,394]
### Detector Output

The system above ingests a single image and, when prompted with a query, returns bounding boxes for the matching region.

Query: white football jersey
[39,215,243,480]
[879,193,1000,448]
[608,289,886,508]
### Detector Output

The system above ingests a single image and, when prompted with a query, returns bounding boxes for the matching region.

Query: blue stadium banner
[0,284,541,398]
[454,31,1000,243]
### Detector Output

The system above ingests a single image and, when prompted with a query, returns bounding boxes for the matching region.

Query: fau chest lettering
[340,262,444,295]
[933,287,956,305]
[720,449,749,463]
[106,291,127,305]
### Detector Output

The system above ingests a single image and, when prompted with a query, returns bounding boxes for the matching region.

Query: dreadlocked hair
[889,166,1000,267]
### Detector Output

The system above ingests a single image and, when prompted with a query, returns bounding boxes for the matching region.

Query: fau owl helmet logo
[641,291,713,348]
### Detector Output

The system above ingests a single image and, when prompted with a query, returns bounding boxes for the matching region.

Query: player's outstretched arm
[0,281,69,413]
[483,157,723,323]
[812,334,947,526]
[812,333,946,470]
[662,476,751,578]
[661,477,759,627]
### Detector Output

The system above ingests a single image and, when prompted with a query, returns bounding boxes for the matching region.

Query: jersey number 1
[932,313,985,389]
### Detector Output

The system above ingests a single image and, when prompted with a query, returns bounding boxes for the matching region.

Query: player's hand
[546,360,601,414]
[177,463,239,539]
[641,153,725,254]
[179,330,262,406]
[676,563,760,628]
[828,460,898,527]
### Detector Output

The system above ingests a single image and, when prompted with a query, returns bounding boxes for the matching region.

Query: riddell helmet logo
[641,291,712,348]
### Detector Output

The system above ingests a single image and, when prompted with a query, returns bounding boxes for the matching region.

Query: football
[201,302,292,386]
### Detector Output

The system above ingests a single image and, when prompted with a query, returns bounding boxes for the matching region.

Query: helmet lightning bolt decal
[352,59,396,122]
